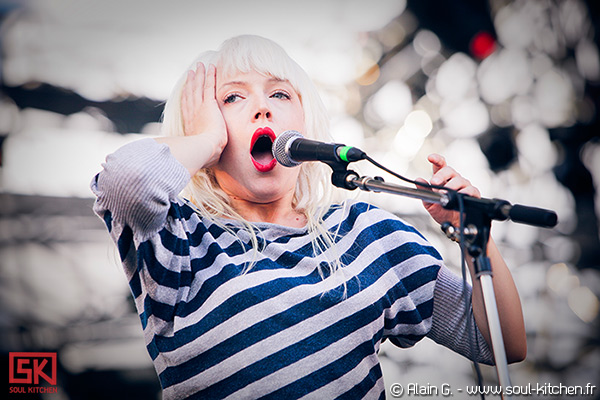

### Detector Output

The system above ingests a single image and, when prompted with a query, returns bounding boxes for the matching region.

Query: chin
[217,168,296,204]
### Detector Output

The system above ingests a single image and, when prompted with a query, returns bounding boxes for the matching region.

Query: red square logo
[8,352,57,385]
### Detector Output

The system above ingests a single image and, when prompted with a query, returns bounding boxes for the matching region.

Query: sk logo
[9,352,57,385]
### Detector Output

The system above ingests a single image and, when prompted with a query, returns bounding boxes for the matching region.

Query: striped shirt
[91,139,492,399]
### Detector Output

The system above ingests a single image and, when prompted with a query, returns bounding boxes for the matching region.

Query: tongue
[252,150,274,166]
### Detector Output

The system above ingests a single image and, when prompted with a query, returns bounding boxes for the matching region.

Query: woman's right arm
[155,63,227,176]
[91,63,227,235]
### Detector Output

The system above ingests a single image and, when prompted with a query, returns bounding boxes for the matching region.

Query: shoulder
[166,198,231,239]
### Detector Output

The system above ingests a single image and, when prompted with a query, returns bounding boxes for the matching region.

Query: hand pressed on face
[181,63,228,168]
[416,153,481,227]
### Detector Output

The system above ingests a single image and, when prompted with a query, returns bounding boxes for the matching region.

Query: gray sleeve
[90,138,190,237]
[427,266,494,365]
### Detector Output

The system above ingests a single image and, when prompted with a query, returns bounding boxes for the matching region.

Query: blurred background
[1,0,598,398]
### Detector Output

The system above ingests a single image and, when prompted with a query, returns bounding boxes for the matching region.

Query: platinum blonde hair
[161,35,345,275]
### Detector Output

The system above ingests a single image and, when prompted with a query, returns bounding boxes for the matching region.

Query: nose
[254,110,271,120]
[253,98,272,121]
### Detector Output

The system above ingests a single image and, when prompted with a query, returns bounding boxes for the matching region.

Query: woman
[91,35,526,399]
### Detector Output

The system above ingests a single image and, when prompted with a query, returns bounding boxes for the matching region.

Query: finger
[442,175,471,191]
[442,176,481,198]
[414,177,433,191]
[458,185,481,198]
[427,153,446,174]
[182,70,191,105]
[414,177,439,207]
[182,70,195,127]
[430,165,458,187]
[203,64,217,103]
[194,62,206,104]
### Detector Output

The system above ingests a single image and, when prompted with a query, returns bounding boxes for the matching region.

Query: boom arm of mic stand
[346,174,447,204]
[344,175,558,228]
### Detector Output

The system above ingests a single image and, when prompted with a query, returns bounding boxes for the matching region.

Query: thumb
[414,177,432,191]
[414,177,437,207]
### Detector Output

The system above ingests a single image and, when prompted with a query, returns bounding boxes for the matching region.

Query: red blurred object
[470,31,496,59]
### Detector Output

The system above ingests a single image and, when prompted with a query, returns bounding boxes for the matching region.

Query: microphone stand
[327,164,557,400]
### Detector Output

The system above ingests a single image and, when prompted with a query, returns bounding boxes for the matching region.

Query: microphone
[272,130,366,167]
[503,203,558,228]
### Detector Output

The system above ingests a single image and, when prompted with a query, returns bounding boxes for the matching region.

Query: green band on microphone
[339,146,353,162]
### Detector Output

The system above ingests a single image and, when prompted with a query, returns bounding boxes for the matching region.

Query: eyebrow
[220,77,289,89]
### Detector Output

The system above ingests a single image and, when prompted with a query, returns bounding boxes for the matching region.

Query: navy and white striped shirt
[91,139,492,399]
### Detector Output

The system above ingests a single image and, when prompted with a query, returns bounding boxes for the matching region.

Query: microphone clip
[325,159,360,191]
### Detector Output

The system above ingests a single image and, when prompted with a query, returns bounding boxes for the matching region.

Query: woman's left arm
[417,153,527,363]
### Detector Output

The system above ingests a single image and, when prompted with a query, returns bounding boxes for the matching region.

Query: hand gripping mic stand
[326,161,558,400]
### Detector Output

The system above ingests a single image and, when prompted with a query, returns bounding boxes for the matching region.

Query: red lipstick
[250,127,277,172]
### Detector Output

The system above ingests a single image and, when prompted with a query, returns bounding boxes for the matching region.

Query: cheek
[219,108,235,133]
[218,116,245,155]
[218,141,246,169]
[290,104,305,130]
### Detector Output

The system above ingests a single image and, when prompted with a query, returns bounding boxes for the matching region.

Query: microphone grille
[272,130,303,167]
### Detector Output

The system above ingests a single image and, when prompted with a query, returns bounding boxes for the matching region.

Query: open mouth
[250,127,277,172]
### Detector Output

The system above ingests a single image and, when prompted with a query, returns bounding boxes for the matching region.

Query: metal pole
[347,175,448,204]
[479,273,512,398]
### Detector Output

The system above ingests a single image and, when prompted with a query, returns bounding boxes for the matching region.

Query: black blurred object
[406,0,497,59]
[64,369,160,400]
[478,127,517,172]
[0,134,5,167]
[1,82,163,134]
[551,123,600,270]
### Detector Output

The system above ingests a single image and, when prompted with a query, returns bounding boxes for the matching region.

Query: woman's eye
[271,91,291,100]
[224,94,241,104]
